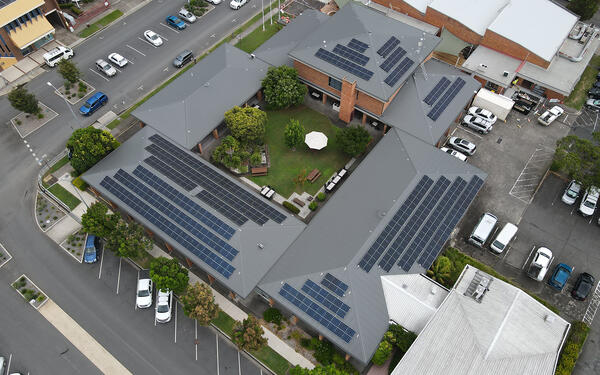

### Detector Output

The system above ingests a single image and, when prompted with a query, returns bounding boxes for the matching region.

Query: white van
[43,46,74,67]
[489,223,518,254]
[468,213,497,248]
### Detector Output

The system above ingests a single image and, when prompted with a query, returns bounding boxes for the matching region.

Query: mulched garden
[36,192,66,231]
[60,229,86,262]
[12,275,48,309]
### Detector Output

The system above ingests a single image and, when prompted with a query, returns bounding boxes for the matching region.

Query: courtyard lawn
[565,55,600,109]
[236,16,283,54]
[48,183,81,211]
[249,105,350,198]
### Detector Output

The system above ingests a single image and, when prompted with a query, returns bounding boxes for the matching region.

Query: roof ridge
[484,289,520,359]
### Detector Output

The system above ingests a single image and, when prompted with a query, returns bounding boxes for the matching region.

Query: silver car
[447,136,476,156]
[95,59,116,77]
[561,180,581,205]
[462,114,493,134]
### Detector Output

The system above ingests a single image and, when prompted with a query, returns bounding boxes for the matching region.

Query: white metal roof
[403,0,432,13]
[429,0,508,35]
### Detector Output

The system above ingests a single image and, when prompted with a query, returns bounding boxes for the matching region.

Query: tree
[426,256,452,286]
[81,202,119,238]
[337,125,372,157]
[284,118,305,149]
[568,0,599,20]
[249,151,262,167]
[149,257,190,295]
[212,135,244,169]
[58,59,81,84]
[371,340,392,366]
[224,106,267,144]
[552,132,600,188]
[181,282,220,325]
[105,220,153,259]
[289,365,347,375]
[8,85,40,114]
[262,66,307,109]
[66,127,120,174]
[231,315,267,351]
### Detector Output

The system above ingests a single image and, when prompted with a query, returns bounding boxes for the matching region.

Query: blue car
[79,92,107,116]
[83,234,98,264]
[548,263,573,291]
[166,15,186,30]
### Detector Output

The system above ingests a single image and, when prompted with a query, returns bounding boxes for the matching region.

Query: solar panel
[302,280,350,318]
[321,273,348,297]
[333,44,369,66]
[384,57,414,87]
[380,46,407,73]
[315,48,374,81]
[358,176,433,272]
[100,177,235,278]
[114,169,239,261]
[423,77,451,105]
[377,37,400,58]
[133,165,237,239]
[427,78,466,121]
[379,177,450,272]
[348,38,368,53]
[149,134,286,224]
[418,176,484,269]
[144,155,196,191]
[279,283,355,343]
[196,190,249,227]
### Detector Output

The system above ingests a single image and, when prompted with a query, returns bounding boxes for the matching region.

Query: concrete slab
[0,65,24,81]
[28,49,48,65]
[93,110,118,129]
[46,215,81,244]
[16,57,39,73]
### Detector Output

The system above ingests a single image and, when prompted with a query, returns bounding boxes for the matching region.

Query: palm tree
[426,256,452,286]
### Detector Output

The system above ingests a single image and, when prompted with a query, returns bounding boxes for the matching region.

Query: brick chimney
[339,78,357,123]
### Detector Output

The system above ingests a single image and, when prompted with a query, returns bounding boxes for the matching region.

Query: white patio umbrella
[304,131,328,150]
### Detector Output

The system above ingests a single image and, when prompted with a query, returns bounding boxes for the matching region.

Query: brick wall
[340,79,357,122]
[357,90,384,115]
[424,7,483,45]
[544,88,565,101]
[0,28,23,60]
[294,60,340,96]
[481,30,550,69]
[371,0,426,21]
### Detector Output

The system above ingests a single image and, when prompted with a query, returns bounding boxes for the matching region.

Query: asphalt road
[0,0,272,373]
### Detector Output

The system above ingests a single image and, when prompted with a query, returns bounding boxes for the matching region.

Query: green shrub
[263,307,283,325]
[550,159,561,172]
[71,7,83,16]
[72,176,88,191]
[300,338,312,348]
[78,81,87,91]
[555,321,589,375]
[283,201,300,214]
[309,201,318,211]
[388,349,403,375]
[317,192,326,202]
[37,113,44,119]
[314,340,334,365]
[372,340,392,366]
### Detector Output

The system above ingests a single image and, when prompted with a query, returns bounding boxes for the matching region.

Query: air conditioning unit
[477,63,488,72]
[502,71,509,77]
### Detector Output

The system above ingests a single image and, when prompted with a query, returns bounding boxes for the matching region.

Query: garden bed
[12,274,48,309]
[59,229,86,263]
[36,192,66,231]
[10,102,59,138]
[54,80,95,105]
[262,319,318,365]
[0,243,12,268]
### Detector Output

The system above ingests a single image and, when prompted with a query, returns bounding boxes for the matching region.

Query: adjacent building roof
[289,2,440,102]
[82,127,306,298]
[131,44,269,149]
[8,15,53,49]
[392,265,570,375]
[381,59,480,145]
[259,127,486,363]
[402,0,431,14]
[0,0,42,27]
[368,2,439,35]
[429,0,507,36]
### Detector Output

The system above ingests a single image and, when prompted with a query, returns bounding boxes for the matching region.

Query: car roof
[138,278,151,287]
[89,92,106,101]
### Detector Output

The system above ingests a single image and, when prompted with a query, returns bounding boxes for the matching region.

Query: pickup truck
[538,106,564,126]
[527,247,553,281]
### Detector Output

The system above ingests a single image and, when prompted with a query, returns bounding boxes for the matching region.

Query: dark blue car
[79,92,107,116]
[83,234,98,264]
[166,15,186,30]
[548,263,573,291]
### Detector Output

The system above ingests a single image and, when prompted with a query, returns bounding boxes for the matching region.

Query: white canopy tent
[305,131,328,150]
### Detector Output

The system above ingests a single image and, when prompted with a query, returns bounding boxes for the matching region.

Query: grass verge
[45,155,69,176]
[236,15,283,53]
[212,310,236,336]
[48,184,81,210]
[250,346,290,375]
[565,55,600,109]
[78,10,124,38]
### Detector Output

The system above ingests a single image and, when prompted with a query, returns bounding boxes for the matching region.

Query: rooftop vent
[545,315,556,323]
[477,63,488,72]
[250,53,255,59]
[464,270,493,303]
[257,243,264,250]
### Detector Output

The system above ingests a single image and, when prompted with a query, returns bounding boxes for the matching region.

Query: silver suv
[448,137,476,155]
[462,114,493,134]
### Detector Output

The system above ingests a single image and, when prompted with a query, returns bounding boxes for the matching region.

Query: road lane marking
[215,333,219,374]
[116,257,122,294]
[195,320,198,361]
[174,302,178,343]
[7,354,12,374]
[0,242,13,268]
[98,248,105,279]
[238,351,241,375]
[88,68,110,82]
[126,44,146,56]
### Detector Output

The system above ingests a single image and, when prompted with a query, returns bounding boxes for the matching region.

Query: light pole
[262,0,265,31]
[47,81,78,130]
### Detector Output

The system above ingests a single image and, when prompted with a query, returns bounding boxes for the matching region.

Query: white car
[178,8,197,22]
[468,106,497,124]
[537,105,564,126]
[136,278,153,308]
[447,136,476,156]
[95,59,116,77]
[586,98,600,111]
[462,114,493,134]
[230,0,248,9]
[440,147,467,162]
[108,52,128,67]
[155,289,172,323]
[206,0,222,4]
[144,30,163,46]
[561,180,582,205]
[579,186,599,216]
[527,247,553,281]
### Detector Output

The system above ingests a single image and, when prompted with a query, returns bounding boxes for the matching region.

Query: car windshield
[492,240,505,251]
[149,34,157,40]
[157,304,169,313]
[103,65,111,71]
[83,103,91,109]
[583,200,596,209]
[138,289,150,297]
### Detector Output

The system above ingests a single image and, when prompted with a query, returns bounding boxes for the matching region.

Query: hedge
[309,201,318,211]
[555,321,590,375]
[72,176,88,191]
[283,201,300,214]
[263,307,282,325]
[317,192,326,202]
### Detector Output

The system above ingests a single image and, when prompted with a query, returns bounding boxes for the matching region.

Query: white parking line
[88,68,110,82]
[158,33,169,41]
[0,242,13,268]
[238,351,241,375]
[160,23,179,34]
[7,353,12,374]
[135,270,139,310]
[215,333,219,374]
[457,126,483,139]
[114,67,122,74]
[126,44,146,56]
[116,258,122,294]
[195,320,198,361]
[174,302,178,343]
[138,37,158,48]
[98,249,105,279]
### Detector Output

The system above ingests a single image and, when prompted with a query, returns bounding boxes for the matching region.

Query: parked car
[79,92,108,116]
[548,263,573,291]
[588,87,600,99]
[83,234,98,264]
[95,59,116,77]
[447,137,476,156]
[512,100,533,115]
[526,247,553,281]
[468,106,497,124]
[155,289,172,323]
[578,186,599,216]
[461,114,493,134]
[561,180,582,205]
[166,15,186,30]
[136,277,153,308]
[173,49,194,68]
[206,0,222,4]
[144,30,163,46]
[585,98,600,111]
[43,46,74,67]
[571,273,595,301]
[489,222,518,254]
[537,105,564,126]
[108,52,128,67]
[178,8,197,23]
[468,213,497,248]
[0,357,5,375]
[440,147,467,162]
[230,0,248,9]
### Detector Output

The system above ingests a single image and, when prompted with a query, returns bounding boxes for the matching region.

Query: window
[329,77,342,91]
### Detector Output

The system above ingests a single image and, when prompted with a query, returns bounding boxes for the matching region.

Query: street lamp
[47,81,78,130]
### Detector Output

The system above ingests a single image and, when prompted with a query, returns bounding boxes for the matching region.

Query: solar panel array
[423,77,451,105]
[427,78,466,121]
[302,280,350,318]
[332,44,369,66]
[100,177,235,278]
[377,37,400,58]
[380,46,407,73]
[279,283,355,343]
[321,273,348,297]
[315,48,374,81]
[358,176,433,272]
[384,57,414,87]
[348,38,368,53]
[145,155,196,191]
[196,190,248,226]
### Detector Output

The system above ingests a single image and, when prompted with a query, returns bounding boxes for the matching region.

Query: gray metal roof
[288,3,440,102]
[260,127,486,363]
[381,59,481,145]
[392,265,570,375]
[82,127,306,298]
[254,10,328,67]
[131,44,270,149]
